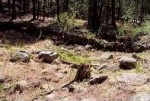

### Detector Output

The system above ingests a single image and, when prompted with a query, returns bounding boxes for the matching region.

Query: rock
[100,53,113,60]
[67,85,75,93]
[130,93,150,101]
[0,73,6,83]
[117,73,150,86]
[46,93,55,100]
[131,42,145,52]
[10,51,30,62]
[41,83,50,90]
[74,46,84,52]
[38,50,58,63]
[89,75,108,85]
[118,56,137,69]
[85,44,92,50]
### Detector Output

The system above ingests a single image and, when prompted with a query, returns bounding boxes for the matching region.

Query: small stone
[130,93,150,101]
[68,85,75,93]
[119,56,137,69]
[46,93,55,100]
[41,84,50,90]
[0,73,6,83]
[89,75,108,85]
[38,50,58,63]
[117,73,150,86]
[10,51,30,63]
[74,46,84,52]
[100,53,113,60]
[85,44,92,50]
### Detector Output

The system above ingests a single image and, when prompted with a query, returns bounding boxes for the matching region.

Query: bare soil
[0,30,150,101]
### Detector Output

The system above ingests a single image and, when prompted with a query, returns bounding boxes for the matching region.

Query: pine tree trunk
[111,0,116,27]
[32,0,36,20]
[56,0,60,22]
[0,0,3,13]
[23,0,27,14]
[11,0,16,19]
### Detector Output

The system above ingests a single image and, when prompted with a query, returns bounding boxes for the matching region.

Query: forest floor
[0,29,150,101]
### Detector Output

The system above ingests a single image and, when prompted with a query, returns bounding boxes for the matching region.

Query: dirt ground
[0,30,150,101]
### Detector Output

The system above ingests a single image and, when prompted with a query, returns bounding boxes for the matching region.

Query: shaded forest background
[0,0,150,46]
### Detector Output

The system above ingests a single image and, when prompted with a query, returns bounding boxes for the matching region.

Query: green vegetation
[58,12,76,32]
[135,62,144,73]
[0,84,4,93]
[56,47,91,64]
[117,21,150,37]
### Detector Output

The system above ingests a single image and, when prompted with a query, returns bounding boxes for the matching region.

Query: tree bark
[56,0,60,22]
[11,0,16,19]
[111,0,116,27]
[32,0,36,20]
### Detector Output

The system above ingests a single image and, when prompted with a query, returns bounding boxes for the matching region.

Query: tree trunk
[0,0,3,13]
[111,0,116,27]
[11,0,16,19]
[88,0,93,29]
[56,0,60,22]
[32,0,36,20]
[23,0,27,14]
[63,0,69,12]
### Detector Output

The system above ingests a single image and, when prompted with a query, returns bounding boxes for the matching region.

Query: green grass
[0,84,4,93]
[56,47,91,64]
[135,62,144,73]
[117,21,150,37]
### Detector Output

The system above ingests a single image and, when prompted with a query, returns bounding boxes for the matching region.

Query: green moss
[56,47,91,64]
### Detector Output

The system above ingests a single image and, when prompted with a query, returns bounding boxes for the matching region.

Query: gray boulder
[10,51,30,62]
[89,75,108,85]
[38,50,58,63]
[130,93,150,101]
[119,56,137,69]
[117,73,150,86]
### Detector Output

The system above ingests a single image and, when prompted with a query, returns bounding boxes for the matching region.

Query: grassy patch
[135,62,144,73]
[117,21,150,37]
[56,47,91,64]
[0,84,4,93]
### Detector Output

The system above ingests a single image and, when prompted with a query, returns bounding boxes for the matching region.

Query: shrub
[58,12,76,32]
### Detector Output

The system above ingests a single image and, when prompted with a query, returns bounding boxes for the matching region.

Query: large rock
[89,75,108,85]
[38,50,58,63]
[130,93,150,101]
[0,73,6,83]
[10,51,30,62]
[119,56,137,69]
[117,73,150,86]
